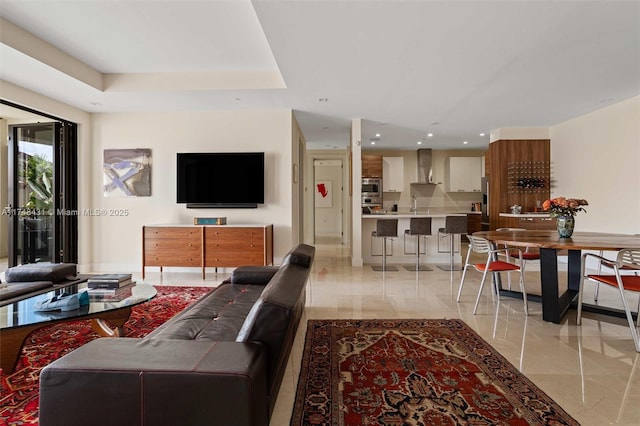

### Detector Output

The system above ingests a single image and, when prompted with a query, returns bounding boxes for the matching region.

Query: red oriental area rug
[291,319,580,426]
[0,285,212,426]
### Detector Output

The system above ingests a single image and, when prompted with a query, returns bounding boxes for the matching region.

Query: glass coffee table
[0,281,156,374]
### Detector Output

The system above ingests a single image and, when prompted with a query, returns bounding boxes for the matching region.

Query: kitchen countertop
[499,212,551,218]
[363,210,477,219]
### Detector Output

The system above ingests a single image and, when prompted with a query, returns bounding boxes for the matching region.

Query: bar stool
[371,219,398,271]
[437,215,468,271]
[403,217,433,271]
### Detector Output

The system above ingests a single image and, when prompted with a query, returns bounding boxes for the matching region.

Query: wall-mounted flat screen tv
[177,152,265,208]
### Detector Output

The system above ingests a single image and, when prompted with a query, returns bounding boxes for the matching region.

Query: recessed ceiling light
[380,122,388,125]
[427,133,433,137]
[463,141,469,145]
[479,133,485,137]
[318,98,328,102]
[375,133,381,137]
[89,102,102,106]
[417,141,423,145]
[371,141,376,145]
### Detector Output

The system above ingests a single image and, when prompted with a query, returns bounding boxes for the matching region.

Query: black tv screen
[177,152,265,207]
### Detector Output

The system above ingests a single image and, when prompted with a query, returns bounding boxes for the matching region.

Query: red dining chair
[457,235,529,315]
[577,249,640,352]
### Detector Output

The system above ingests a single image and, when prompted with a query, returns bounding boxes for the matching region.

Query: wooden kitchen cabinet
[488,139,550,230]
[499,216,556,230]
[467,213,482,234]
[382,156,404,192]
[143,224,273,279]
[362,154,383,178]
[446,157,482,192]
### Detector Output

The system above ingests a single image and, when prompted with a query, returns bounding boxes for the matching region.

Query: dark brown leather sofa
[39,244,315,426]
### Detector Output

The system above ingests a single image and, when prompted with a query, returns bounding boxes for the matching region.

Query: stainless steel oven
[362,178,381,197]
[361,178,382,207]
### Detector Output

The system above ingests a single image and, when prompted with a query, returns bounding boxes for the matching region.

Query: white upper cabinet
[382,156,404,192]
[446,157,482,192]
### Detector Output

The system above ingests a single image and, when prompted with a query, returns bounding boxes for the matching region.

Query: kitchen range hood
[411,148,437,185]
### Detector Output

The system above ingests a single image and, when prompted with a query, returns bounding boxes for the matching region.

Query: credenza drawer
[205,240,264,252]
[144,227,201,240]
[204,228,264,241]
[207,252,266,267]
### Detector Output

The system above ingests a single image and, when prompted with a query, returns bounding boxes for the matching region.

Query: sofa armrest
[40,339,268,426]
[231,266,279,285]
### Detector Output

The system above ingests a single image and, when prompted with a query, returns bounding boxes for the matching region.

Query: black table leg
[540,248,580,323]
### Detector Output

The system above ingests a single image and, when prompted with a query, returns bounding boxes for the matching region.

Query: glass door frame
[3,99,78,267]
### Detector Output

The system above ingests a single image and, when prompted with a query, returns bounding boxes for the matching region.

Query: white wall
[90,110,295,272]
[550,96,640,234]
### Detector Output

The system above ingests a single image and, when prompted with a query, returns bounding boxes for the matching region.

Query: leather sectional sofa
[39,243,315,426]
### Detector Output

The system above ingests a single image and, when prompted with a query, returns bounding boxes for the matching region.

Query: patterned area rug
[291,319,580,426]
[0,285,212,426]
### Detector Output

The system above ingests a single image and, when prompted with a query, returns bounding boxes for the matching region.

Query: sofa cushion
[5,262,77,283]
[0,281,53,301]
[146,283,265,341]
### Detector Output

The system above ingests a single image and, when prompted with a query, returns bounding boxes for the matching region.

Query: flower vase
[556,215,575,238]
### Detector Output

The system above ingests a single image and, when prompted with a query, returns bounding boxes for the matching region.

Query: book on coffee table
[87,274,132,289]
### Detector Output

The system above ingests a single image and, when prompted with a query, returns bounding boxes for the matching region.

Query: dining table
[473,230,640,324]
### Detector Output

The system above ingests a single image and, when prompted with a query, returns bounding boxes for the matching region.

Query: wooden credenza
[142,224,274,279]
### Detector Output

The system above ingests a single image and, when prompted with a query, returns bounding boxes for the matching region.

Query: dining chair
[457,235,529,315]
[577,249,640,352]
[496,228,540,290]
[593,237,640,302]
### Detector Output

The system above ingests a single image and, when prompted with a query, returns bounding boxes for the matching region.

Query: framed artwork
[103,148,151,197]
[315,180,332,208]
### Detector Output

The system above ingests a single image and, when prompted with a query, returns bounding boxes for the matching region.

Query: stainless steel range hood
[412,149,437,184]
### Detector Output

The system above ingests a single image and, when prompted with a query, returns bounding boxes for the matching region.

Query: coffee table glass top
[0,281,157,330]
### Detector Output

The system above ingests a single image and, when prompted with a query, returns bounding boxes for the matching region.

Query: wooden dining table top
[473,230,640,251]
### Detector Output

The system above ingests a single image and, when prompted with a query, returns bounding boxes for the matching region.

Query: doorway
[313,159,344,245]
[5,109,78,267]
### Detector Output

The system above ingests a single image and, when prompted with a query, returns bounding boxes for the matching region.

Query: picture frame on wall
[315,180,332,208]
[103,148,151,197]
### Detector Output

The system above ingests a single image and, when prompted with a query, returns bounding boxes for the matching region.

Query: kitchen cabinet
[142,224,273,279]
[467,213,482,234]
[499,216,556,230]
[488,139,550,230]
[446,157,482,192]
[382,156,404,192]
[362,155,382,178]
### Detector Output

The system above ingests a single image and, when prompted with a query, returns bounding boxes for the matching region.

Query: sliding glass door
[7,121,77,266]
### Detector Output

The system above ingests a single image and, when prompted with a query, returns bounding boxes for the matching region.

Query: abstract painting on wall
[103,149,151,197]
[315,180,332,208]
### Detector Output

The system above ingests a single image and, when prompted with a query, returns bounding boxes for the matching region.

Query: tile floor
[135,242,638,425]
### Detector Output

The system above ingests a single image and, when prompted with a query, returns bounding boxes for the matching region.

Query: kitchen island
[362,210,476,266]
